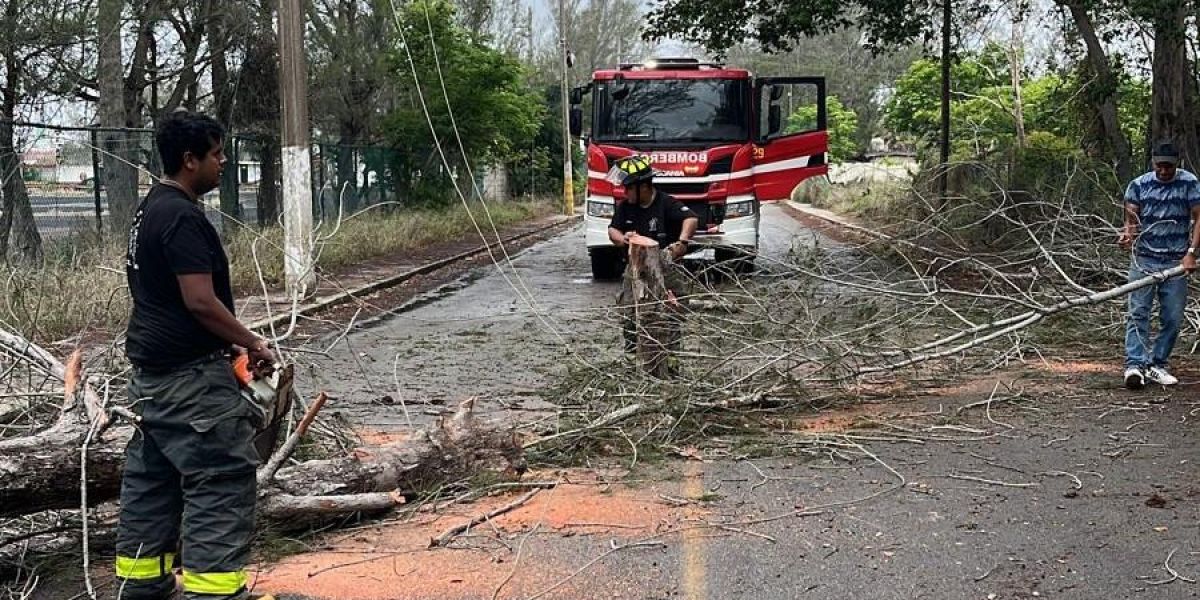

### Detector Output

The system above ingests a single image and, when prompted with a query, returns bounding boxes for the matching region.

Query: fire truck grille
[656,182,708,196]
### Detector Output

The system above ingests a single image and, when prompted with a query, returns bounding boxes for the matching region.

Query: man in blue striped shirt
[1119,142,1200,389]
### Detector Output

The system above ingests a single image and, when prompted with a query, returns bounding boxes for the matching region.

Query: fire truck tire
[715,248,756,274]
[590,249,624,280]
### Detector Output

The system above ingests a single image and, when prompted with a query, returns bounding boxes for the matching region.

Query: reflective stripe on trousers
[115,553,175,580]
[182,570,248,595]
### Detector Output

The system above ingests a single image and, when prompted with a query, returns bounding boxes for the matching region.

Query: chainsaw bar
[253,363,295,462]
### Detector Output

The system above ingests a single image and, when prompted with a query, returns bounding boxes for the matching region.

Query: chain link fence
[6,123,515,245]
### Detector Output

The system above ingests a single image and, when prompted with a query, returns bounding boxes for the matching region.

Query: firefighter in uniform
[607,155,699,355]
[117,110,275,600]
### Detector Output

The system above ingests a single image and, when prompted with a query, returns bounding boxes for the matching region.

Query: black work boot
[115,574,179,600]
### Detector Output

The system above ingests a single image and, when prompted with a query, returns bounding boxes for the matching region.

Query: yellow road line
[680,461,706,599]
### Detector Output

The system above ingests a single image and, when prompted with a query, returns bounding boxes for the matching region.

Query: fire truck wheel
[590,249,625,280]
[715,248,755,275]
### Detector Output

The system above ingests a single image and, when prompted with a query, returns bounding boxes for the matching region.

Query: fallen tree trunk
[0,329,525,524]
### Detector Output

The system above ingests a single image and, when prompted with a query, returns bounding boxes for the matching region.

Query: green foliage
[383,0,544,204]
[882,45,1152,165]
[1010,131,1085,190]
[646,0,991,55]
[883,45,1011,148]
[507,85,569,198]
[786,95,858,162]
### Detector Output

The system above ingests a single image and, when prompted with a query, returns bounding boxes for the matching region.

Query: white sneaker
[1146,366,1179,386]
[1124,367,1145,390]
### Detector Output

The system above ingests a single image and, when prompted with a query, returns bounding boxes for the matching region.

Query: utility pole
[558,0,574,215]
[278,0,315,296]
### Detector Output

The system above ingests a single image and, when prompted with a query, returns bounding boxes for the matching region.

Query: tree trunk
[336,123,360,212]
[1062,0,1133,183]
[0,333,522,524]
[208,0,241,237]
[619,236,678,378]
[1150,2,1199,168]
[99,0,141,238]
[0,118,42,263]
[1008,2,1026,150]
[257,137,281,227]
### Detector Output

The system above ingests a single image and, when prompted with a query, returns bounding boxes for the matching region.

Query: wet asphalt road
[302,203,831,433]
[291,204,1200,599]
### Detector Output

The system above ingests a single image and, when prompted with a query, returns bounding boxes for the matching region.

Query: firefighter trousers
[115,355,258,600]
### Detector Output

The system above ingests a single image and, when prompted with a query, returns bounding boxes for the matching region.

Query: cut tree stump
[619,235,680,378]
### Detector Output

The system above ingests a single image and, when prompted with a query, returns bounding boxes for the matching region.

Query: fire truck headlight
[725,199,756,219]
[587,199,614,218]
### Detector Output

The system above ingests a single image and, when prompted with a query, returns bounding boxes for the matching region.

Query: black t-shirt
[125,183,234,370]
[608,191,695,247]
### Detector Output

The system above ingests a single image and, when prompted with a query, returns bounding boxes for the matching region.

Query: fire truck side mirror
[569,106,583,137]
[569,87,584,105]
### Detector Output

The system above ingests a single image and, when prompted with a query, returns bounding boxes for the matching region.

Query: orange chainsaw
[232,355,295,462]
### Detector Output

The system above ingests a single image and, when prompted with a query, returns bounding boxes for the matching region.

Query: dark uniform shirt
[125,183,234,371]
[608,190,694,247]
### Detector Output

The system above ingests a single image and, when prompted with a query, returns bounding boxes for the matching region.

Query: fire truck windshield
[592,79,749,144]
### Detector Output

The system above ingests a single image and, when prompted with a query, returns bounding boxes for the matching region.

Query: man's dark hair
[155,110,225,175]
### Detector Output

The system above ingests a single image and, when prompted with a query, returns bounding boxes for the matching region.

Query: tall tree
[1058,0,1132,182]
[97,0,141,237]
[309,0,393,211]
[237,26,282,227]
[645,0,989,55]
[1144,0,1198,166]
[0,0,90,262]
[385,0,543,201]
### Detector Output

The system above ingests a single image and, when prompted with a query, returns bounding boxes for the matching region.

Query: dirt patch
[252,475,689,600]
[787,403,886,433]
[354,429,415,446]
[252,518,576,600]
[491,481,677,535]
[1040,360,1110,375]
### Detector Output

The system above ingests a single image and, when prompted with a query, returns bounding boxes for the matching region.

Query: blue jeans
[1125,256,1188,368]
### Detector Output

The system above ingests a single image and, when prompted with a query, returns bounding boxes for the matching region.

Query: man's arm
[608,202,630,247]
[1118,202,1139,250]
[1185,204,1200,273]
[178,274,275,367]
[609,226,630,247]
[679,216,698,242]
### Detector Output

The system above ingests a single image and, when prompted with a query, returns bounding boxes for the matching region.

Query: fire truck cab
[569,57,828,279]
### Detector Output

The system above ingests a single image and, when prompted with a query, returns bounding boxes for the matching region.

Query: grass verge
[2,198,557,344]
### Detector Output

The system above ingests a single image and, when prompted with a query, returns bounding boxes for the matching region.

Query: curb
[782,200,893,241]
[248,215,581,332]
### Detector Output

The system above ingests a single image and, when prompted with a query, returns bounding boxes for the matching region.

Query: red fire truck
[569,57,829,279]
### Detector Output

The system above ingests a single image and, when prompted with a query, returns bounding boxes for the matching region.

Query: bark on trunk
[1062,0,1133,183]
[0,117,43,263]
[336,124,360,212]
[98,0,141,238]
[1008,3,1026,150]
[619,236,678,378]
[209,0,241,237]
[257,137,281,227]
[1150,2,1199,168]
[0,333,525,525]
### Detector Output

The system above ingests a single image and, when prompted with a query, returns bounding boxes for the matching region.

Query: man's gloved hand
[247,339,276,377]
[667,241,689,261]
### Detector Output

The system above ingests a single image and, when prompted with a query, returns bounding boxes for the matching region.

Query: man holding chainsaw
[117,110,275,600]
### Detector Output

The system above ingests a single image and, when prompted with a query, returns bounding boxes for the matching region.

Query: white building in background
[237,161,262,185]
